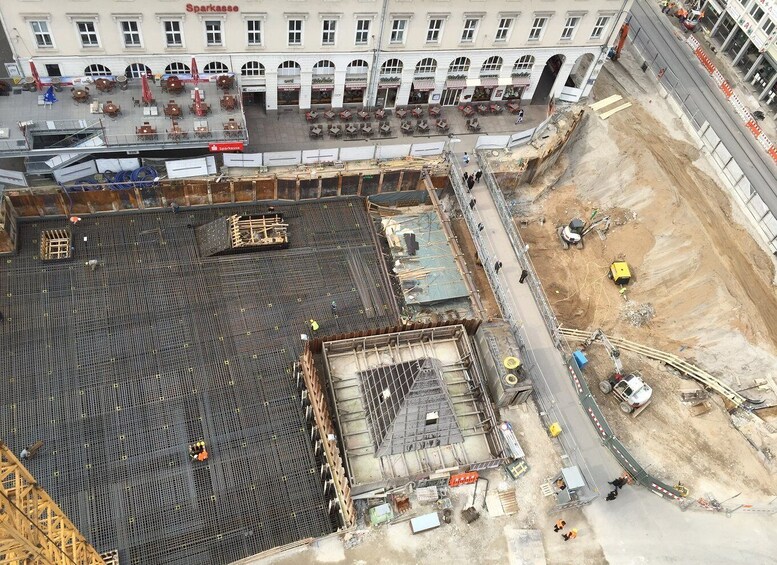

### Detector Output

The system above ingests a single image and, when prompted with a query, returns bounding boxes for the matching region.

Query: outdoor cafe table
[103,101,120,117]
[136,123,157,140]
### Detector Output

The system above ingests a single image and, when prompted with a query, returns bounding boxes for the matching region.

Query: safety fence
[472,149,692,505]
[223,141,446,168]
[565,357,686,501]
[628,19,777,253]
[449,154,599,508]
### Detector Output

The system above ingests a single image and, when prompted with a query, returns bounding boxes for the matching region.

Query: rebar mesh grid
[0,198,399,565]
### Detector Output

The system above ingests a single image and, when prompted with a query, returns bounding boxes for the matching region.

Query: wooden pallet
[499,490,519,515]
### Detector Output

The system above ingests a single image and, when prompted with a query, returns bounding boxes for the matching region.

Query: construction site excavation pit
[0,198,400,564]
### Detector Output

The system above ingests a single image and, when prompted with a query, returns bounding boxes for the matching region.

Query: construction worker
[310,319,320,333]
[555,478,567,491]
[20,448,30,460]
[606,489,618,501]
[563,528,578,541]
[330,301,337,316]
[609,477,627,489]
[554,518,566,532]
[85,259,100,271]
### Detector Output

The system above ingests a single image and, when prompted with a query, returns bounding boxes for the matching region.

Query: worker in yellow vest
[309,319,320,333]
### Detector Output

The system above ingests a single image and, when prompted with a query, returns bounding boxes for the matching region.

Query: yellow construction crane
[0,441,107,565]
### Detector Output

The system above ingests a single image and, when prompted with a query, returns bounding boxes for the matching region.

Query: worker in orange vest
[563,528,578,541]
[554,519,566,532]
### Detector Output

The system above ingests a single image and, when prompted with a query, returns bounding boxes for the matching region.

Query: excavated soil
[506,62,777,495]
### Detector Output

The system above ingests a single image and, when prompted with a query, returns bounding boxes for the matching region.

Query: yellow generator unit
[609,261,631,285]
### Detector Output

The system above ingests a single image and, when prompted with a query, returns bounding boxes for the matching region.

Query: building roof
[360,357,464,457]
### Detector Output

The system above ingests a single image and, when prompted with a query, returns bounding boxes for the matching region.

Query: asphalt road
[629,0,777,212]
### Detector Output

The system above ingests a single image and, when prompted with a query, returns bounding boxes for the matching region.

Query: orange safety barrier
[448,471,479,487]
[721,82,734,99]
[746,120,761,137]
[768,146,777,163]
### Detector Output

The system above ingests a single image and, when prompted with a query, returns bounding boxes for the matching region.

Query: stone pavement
[242,103,549,153]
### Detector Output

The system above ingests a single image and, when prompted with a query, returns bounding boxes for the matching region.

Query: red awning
[412,79,436,91]
[312,84,334,90]
[480,77,499,88]
[345,81,367,89]
[444,78,467,89]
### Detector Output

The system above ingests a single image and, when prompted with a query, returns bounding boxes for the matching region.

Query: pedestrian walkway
[453,151,621,496]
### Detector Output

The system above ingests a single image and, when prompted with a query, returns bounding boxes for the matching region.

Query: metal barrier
[628,18,777,252]
[449,155,598,507]
[471,148,688,504]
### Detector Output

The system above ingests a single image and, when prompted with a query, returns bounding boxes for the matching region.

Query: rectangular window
[322,19,337,45]
[164,20,183,47]
[591,16,610,39]
[495,18,513,42]
[390,19,407,43]
[288,19,303,45]
[461,18,479,43]
[246,20,262,46]
[120,20,141,47]
[30,21,53,48]
[427,19,443,43]
[750,5,765,22]
[561,16,580,40]
[77,21,99,47]
[355,19,370,45]
[528,17,547,41]
[205,20,222,46]
[763,19,776,35]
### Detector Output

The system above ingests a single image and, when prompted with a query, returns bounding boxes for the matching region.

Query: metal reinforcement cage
[0,197,400,564]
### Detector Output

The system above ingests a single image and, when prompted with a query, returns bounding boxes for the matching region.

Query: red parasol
[193,87,205,117]
[191,57,199,86]
[29,61,42,91]
[141,73,153,105]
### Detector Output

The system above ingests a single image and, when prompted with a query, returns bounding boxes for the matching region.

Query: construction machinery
[0,441,107,564]
[674,3,704,32]
[608,260,632,286]
[585,329,653,415]
[558,215,610,249]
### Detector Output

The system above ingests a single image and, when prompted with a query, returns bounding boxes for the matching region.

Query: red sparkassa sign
[209,142,244,152]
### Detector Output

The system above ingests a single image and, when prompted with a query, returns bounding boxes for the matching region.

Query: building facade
[0,0,631,110]
[702,0,777,104]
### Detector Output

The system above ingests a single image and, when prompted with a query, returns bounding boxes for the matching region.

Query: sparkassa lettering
[185,4,240,13]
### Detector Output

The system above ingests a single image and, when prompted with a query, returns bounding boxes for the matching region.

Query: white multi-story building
[701,0,777,104]
[0,0,631,111]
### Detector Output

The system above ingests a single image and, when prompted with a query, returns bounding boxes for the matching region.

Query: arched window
[415,58,437,74]
[380,59,403,75]
[513,56,535,73]
[313,60,336,75]
[84,64,111,77]
[481,56,503,73]
[278,60,301,76]
[347,60,369,74]
[165,62,191,75]
[448,57,470,74]
[125,63,151,78]
[203,61,229,74]
[241,61,265,76]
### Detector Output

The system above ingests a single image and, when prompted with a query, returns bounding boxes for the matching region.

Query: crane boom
[0,441,106,565]
[584,329,624,374]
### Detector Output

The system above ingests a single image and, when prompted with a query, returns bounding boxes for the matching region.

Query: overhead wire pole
[0,441,106,565]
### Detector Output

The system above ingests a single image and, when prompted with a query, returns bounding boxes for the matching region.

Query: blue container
[572,350,588,369]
